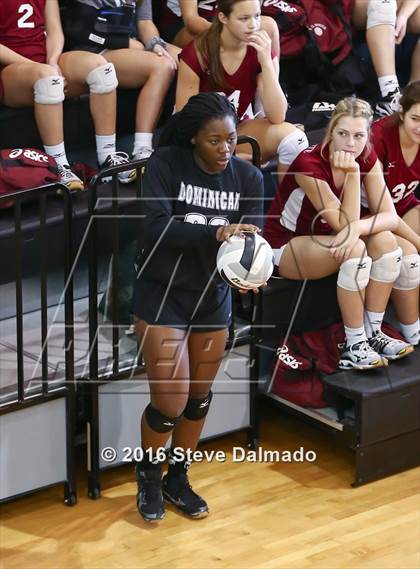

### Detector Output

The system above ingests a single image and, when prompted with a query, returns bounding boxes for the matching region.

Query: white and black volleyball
[217,232,274,290]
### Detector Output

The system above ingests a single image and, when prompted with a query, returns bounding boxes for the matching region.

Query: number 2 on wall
[18,3,35,28]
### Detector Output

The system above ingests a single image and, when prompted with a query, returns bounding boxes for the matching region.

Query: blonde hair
[321,98,373,159]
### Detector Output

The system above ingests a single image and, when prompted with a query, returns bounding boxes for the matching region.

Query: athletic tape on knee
[367,0,397,30]
[86,63,118,94]
[145,403,182,433]
[370,247,402,283]
[183,391,213,421]
[33,75,65,104]
[393,254,420,290]
[337,256,372,292]
[277,128,309,165]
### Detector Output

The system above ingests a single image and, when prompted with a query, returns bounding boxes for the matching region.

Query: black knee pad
[145,403,182,433]
[183,391,213,421]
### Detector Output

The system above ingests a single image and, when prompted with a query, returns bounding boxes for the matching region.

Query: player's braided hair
[157,92,238,148]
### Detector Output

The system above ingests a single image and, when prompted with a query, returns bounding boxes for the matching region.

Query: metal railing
[0,184,76,505]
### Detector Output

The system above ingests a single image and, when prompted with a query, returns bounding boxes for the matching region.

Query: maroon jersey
[372,117,420,217]
[180,41,272,121]
[0,0,47,63]
[264,144,378,248]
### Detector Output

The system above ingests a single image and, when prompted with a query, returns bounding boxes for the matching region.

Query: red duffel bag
[0,148,59,208]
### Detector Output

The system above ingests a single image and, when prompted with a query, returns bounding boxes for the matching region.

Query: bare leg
[103,49,175,132]
[59,51,116,136]
[278,235,367,329]
[171,329,228,452]
[352,0,397,79]
[410,41,420,82]
[134,320,190,452]
[392,237,419,326]
[238,119,305,183]
[2,62,64,145]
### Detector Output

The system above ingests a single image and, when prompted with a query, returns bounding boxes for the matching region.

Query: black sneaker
[135,461,165,522]
[375,89,401,118]
[100,152,136,184]
[162,473,209,518]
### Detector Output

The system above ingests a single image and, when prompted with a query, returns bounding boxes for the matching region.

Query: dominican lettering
[177,181,240,211]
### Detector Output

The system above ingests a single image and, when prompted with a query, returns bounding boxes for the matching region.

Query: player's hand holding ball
[216,229,274,294]
[216,223,260,242]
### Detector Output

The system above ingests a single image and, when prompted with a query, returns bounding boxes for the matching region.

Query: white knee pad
[277,128,309,166]
[370,247,402,283]
[337,256,372,292]
[86,63,118,94]
[366,0,397,30]
[33,75,65,104]
[393,254,420,290]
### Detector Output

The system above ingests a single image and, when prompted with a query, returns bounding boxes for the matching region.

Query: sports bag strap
[330,1,353,43]
[271,9,295,33]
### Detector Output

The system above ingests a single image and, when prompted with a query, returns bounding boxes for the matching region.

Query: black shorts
[132,277,232,332]
[69,44,106,54]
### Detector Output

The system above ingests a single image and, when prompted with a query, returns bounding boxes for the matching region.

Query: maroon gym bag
[271,321,408,408]
[0,148,59,208]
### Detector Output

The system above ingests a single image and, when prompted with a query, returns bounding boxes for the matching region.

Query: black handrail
[0,183,76,505]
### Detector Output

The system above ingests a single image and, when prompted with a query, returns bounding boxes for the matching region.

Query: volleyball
[217,232,274,290]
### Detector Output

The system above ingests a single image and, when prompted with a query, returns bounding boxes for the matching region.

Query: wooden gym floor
[1,404,419,569]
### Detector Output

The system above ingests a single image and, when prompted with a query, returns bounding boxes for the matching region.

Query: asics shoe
[100,152,136,184]
[57,164,84,191]
[162,473,209,518]
[338,339,388,370]
[368,330,414,361]
[135,461,165,522]
[375,89,401,118]
[132,147,154,162]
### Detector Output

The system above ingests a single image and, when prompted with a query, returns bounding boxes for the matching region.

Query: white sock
[96,134,116,166]
[344,325,367,346]
[133,132,153,155]
[364,311,384,338]
[399,319,420,345]
[43,142,69,167]
[378,75,399,98]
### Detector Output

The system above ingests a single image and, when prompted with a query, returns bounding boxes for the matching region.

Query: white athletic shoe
[338,340,388,370]
[100,152,136,184]
[57,164,84,191]
[132,147,154,162]
[368,330,414,361]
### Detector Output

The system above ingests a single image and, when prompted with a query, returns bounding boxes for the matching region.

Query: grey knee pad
[33,75,65,104]
[277,128,309,165]
[367,0,397,29]
[393,254,420,290]
[337,256,372,292]
[145,403,182,433]
[370,247,402,283]
[86,63,118,94]
[183,391,213,421]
